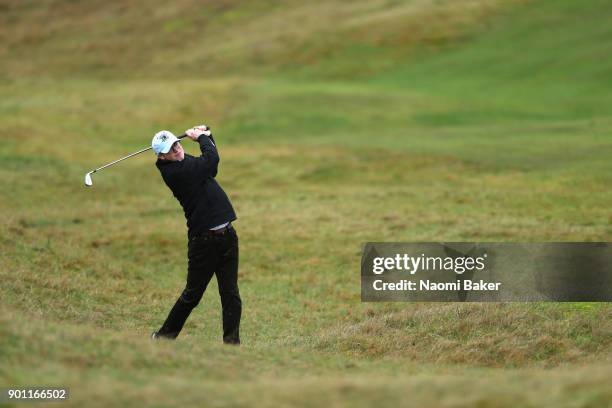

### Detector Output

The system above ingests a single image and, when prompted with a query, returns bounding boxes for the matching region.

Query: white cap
[151,130,179,155]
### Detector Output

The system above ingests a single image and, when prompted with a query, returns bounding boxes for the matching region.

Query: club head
[84,172,93,187]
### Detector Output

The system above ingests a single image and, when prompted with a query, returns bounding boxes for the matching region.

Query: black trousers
[157,227,241,344]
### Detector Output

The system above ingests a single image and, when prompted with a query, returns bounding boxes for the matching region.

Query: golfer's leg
[158,237,217,338]
[215,229,241,344]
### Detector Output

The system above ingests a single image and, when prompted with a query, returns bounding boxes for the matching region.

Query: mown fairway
[1,0,611,407]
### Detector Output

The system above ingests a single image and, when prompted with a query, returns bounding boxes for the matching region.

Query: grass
[1,0,611,406]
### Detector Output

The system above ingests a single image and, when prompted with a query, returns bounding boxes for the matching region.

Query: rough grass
[1,306,611,408]
[1,0,612,406]
[312,303,611,367]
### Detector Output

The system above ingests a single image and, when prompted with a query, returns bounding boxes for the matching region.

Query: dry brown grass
[312,303,612,367]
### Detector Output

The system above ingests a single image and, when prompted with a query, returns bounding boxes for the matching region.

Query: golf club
[84,133,188,187]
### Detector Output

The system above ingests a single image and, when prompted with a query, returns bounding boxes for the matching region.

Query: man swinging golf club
[150,125,241,344]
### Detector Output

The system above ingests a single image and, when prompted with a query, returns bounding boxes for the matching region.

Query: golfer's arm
[191,134,219,177]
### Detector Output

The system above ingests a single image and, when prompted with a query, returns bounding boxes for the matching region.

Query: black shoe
[151,331,175,340]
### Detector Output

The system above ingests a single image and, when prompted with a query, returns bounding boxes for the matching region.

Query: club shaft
[92,146,150,172]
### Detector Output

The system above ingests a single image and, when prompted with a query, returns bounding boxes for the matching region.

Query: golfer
[150,125,241,344]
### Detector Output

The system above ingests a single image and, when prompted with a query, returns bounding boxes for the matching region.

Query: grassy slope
[0,0,522,79]
[1,0,611,407]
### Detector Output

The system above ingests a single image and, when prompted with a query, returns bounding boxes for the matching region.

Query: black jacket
[156,135,236,239]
